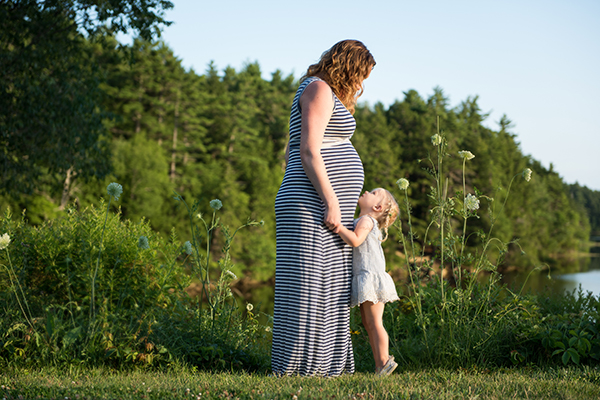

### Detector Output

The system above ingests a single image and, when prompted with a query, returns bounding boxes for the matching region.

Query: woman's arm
[299,80,341,232]
[338,217,373,247]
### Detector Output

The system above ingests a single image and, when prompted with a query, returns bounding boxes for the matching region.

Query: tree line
[2,1,599,281]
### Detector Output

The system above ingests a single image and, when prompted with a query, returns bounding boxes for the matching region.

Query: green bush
[0,186,271,371]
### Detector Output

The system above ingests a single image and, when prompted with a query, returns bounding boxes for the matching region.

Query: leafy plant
[386,118,554,368]
[0,184,271,371]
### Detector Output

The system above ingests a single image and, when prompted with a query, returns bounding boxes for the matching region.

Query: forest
[5,4,600,393]
[2,0,599,284]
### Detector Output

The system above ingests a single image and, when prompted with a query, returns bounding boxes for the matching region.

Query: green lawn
[2,366,599,400]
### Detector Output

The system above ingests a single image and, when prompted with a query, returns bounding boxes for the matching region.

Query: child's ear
[373,203,383,212]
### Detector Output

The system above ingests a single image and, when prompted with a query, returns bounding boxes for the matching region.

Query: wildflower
[209,199,223,210]
[0,233,10,250]
[183,241,193,255]
[106,182,123,201]
[246,303,254,312]
[265,326,271,332]
[465,193,480,211]
[138,236,150,250]
[431,134,442,146]
[458,150,475,160]
[523,168,532,182]
[196,213,202,219]
[396,178,409,190]
[225,270,237,280]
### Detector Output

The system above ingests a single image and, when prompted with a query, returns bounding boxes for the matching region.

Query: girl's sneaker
[376,355,397,376]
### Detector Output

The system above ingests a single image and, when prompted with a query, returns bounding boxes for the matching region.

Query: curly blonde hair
[374,189,399,242]
[301,40,375,114]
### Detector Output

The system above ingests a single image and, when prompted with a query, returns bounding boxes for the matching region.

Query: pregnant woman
[272,40,375,376]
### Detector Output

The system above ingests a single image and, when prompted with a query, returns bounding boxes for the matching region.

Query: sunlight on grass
[2,367,600,400]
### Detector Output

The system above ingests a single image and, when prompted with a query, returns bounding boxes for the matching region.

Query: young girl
[337,188,400,376]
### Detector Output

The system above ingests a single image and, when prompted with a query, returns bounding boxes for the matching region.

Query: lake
[501,252,600,297]
[243,243,600,319]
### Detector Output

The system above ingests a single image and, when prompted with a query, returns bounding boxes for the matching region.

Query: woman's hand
[324,202,342,233]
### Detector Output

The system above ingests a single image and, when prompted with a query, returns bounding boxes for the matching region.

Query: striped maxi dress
[272,76,364,376]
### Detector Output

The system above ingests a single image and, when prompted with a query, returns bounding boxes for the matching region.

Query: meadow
[2,131,599,400]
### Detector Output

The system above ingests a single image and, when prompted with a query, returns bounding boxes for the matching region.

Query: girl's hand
[324,202,342,232]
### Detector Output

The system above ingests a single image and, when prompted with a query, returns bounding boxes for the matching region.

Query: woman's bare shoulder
[301,79,333,103]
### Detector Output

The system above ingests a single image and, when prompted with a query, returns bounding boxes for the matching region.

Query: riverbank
[2,366,599,400]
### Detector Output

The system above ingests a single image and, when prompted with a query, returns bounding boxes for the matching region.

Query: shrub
[0,186,271,371]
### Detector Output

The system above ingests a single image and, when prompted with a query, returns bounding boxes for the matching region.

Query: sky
[127,0,600,190]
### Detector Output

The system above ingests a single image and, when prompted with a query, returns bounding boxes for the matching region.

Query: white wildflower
[396,178,409,190]
[246,303,254,312]
[225,270,237,280]
[431,134,442,146]
[138,236,149,250]
[0,233,11,250]
[106,182,123,201]
[209,199,223,210]
[458,150,475,160]
[465,193,480,211]
[523,168,532,182]
[265,326,271,332]
[183,241,193,255]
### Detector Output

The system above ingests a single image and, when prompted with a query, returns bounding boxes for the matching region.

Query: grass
[2,366,600,400]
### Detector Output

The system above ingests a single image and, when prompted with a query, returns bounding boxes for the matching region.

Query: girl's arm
[338,217,374,247]
[299,80,341,232]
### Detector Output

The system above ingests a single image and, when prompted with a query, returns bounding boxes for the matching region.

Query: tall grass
[349,119,600,369]
[0,187,270,371]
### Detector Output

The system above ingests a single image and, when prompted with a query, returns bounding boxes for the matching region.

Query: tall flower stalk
[173,193,261,322]
[90,183,122,322]
[1,232,35,332]
[458,150,477,284]
[394,118,535,357]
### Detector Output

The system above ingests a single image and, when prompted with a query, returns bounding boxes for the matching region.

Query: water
[243,247,600,319]
[500,253,600,297]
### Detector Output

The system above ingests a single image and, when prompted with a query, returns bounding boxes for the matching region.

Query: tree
[0,0,173,198]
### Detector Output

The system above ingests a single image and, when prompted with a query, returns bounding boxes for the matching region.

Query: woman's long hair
[301,40,375,114]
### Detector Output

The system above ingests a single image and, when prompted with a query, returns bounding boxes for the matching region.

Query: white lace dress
[350,215,400,308]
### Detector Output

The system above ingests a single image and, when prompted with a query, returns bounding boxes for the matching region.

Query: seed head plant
[392,116,541,367]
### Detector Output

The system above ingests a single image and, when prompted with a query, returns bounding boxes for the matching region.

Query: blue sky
[129,0,600,190]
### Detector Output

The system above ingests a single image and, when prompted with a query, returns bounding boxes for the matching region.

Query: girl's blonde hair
[301,40,375,115]
[374,189,399,242]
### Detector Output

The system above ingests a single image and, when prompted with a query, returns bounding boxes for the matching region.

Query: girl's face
[358,189,385,212]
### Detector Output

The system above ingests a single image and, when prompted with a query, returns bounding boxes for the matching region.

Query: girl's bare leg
[360,301,388,370]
